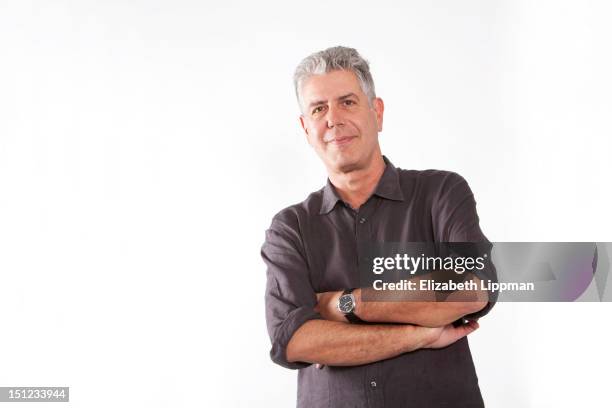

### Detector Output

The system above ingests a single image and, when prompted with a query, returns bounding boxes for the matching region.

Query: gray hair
[293,46,376,110]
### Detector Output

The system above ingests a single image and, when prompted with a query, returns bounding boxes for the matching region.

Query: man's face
[299,70,384,174]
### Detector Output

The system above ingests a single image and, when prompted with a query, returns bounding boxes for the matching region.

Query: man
[262,46,496,407]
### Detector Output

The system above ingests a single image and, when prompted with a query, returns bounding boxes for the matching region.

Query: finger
[454,321,478,336]
[461,321,479,335]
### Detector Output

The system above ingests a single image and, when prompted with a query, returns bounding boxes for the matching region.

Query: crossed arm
[316,273,488,327]
[286,319,481,366]
[285,273,488,366]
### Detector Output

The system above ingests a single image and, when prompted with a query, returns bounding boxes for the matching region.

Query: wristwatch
[337,288,366,324]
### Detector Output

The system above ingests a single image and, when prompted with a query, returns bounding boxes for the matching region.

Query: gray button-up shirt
[262,156,496,407]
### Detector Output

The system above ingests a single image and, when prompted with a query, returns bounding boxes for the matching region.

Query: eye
[312,106,325,115]
[342,99,356,106]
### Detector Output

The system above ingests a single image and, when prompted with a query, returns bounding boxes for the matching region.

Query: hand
[315,291,344,322]
[424,320,480,349]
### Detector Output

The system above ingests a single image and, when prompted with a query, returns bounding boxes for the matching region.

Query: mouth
[328,135,357,146]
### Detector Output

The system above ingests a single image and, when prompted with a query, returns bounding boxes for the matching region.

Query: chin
[331,157,362,174]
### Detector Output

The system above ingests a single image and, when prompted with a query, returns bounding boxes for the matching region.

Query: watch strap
[342,288,367,324]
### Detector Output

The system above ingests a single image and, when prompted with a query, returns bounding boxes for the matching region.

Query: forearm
[286,319,433,366]
[318,274,488,328]
[356,279,488,327]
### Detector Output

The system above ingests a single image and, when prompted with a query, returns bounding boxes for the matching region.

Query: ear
[300,115,308,134]
[299,115,308,133]
[300,115,310,144]
[373,97,385,132]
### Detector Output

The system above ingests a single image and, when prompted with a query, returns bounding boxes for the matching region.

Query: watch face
[338,294,355,313]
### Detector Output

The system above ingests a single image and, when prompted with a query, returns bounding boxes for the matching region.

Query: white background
[1,1,611,407]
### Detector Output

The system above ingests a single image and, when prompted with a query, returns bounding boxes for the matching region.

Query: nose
[326,105,345,129]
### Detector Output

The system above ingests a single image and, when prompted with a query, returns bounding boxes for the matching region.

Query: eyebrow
[308,93,360,109]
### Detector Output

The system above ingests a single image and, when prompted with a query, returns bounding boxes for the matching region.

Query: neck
[328,154,386,210]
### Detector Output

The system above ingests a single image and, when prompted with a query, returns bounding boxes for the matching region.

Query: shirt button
[359,217,366,224]
[370,380,377,388]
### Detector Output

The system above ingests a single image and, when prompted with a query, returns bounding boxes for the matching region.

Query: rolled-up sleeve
[433,172,499,319]
[261,214,322,369]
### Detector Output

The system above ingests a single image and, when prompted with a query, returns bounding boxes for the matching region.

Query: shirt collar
[319,155,405,215]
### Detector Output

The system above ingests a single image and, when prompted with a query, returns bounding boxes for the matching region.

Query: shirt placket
[353,198,385,408]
